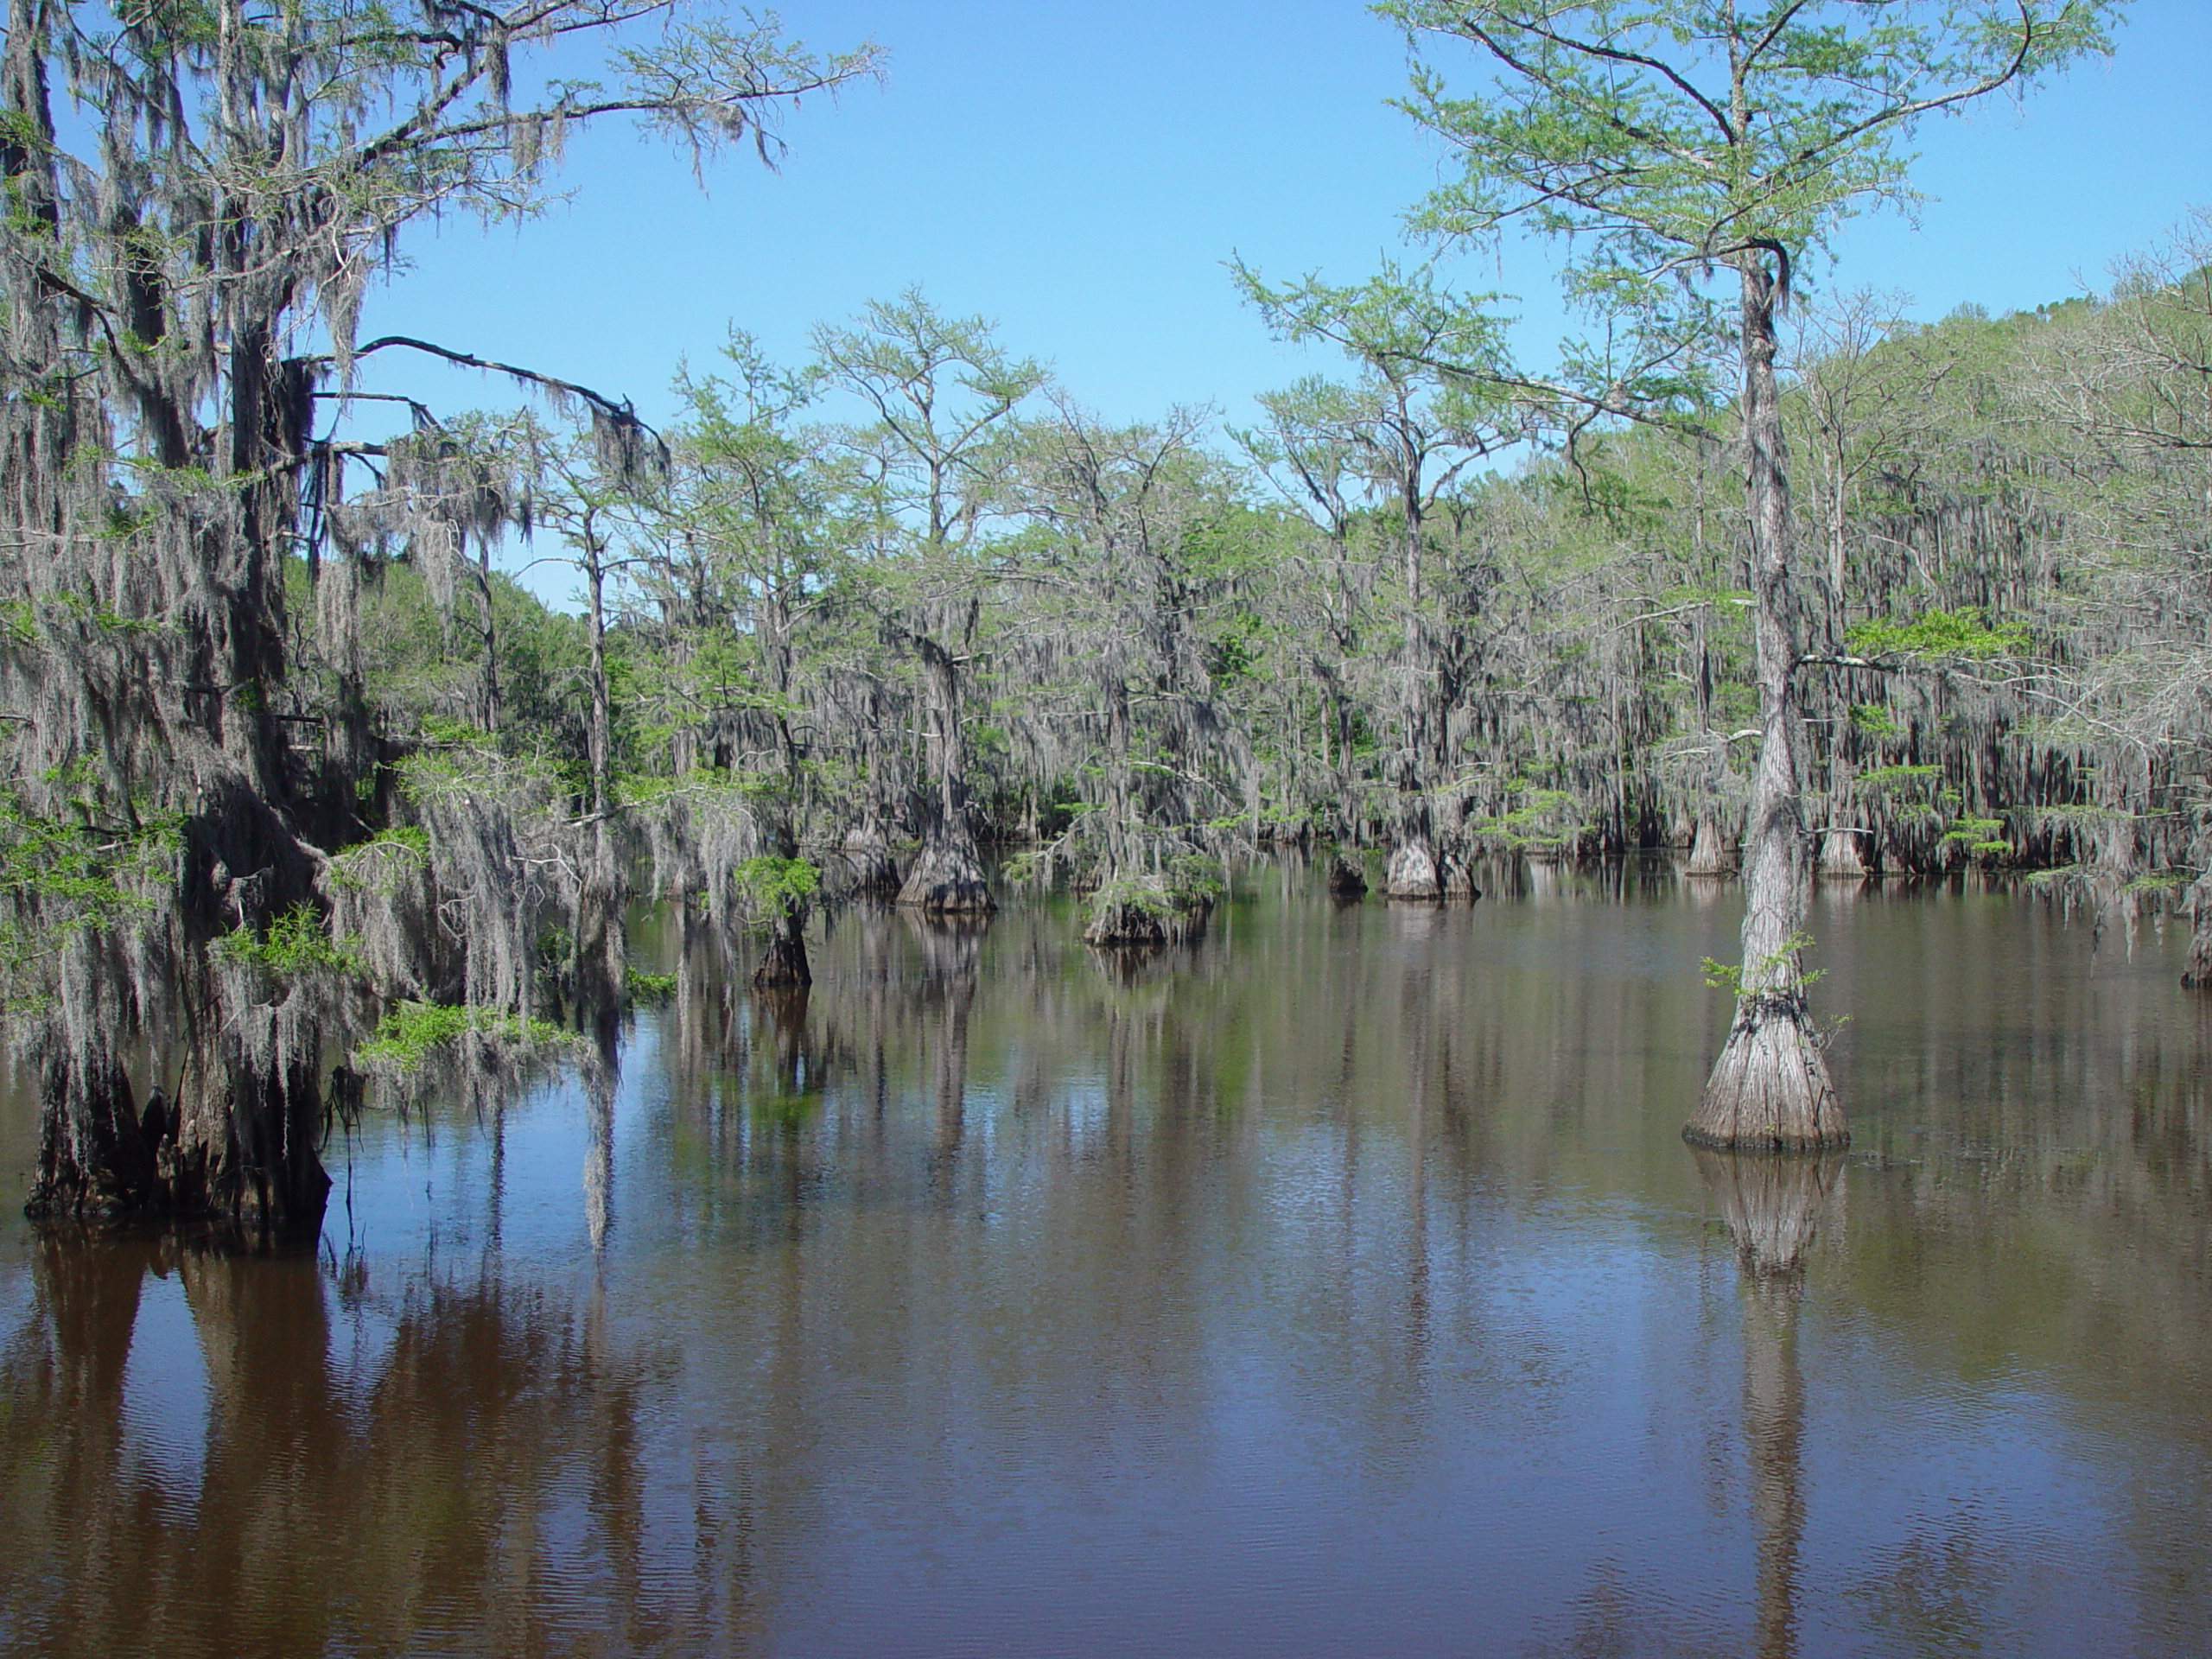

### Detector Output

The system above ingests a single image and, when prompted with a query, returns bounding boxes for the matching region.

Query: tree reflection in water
[0,1235,722,1657]
[10,875,2212,1654]
[1694,1147,1846,1659]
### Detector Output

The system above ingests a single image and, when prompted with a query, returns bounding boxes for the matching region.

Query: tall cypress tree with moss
[0,0,876,1232]
[1378,0,2124,1147]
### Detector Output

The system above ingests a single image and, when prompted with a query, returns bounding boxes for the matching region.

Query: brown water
[4,861,2210,1657]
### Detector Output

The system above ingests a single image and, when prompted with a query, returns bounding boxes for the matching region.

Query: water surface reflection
[3,866,2211,1656]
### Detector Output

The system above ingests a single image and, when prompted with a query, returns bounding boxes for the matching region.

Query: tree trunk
[896,831,994,912]
[1688,260,1845,1152]
[2184,874,2212,988]
[1385,836,1444,899]
[584,549,613,819]
[1390,529,1454,902]
[1819,826,1869,880]
[843,810,904,898]
[1084,876,1212,948]
[898,635,993,912]
[29,1051,164,1223]
[1686,817,1736,876]
[475,547,504,732]
[751,909,811,988]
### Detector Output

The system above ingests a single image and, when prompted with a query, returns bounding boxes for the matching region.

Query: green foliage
[1941,816,2011,856]
[2036,802,2132,823]
[418,715,488,747]
[1088,856,1221,926]
[1702,932,1822,998]
[355,562,589,764]
[1846,607,2029,661]
[212,906,362,976]
[1090,875,1174,921]
[1163,854,1225,906]
[732,855,818,917]
[1857,764,1942,794]
[353,1001,571,1075]
[0,792,177,993]
[626,969,677,1003]
[327,826,430,893]
[396,741,564,807]
[1474,787,1588,851]
[2126,872,2192,894]
[1382,0,2119,421]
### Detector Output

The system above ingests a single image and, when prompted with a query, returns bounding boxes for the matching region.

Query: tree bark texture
[896,834,993,912]
[1386,835,1445,899]
[1818,826,1869,880]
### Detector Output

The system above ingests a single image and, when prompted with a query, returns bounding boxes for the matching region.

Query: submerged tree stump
[1384,835,1478,900]
[1686,818,1737,876]
[1687,993,1847,1152]
[751,912,811,988]
[1084,893,1211,948]
[896,835,995,913]
[1325,855,1368,898]
[1818,827,1869,880]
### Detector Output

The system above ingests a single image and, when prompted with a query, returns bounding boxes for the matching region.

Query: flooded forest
[4,0,2209,1654]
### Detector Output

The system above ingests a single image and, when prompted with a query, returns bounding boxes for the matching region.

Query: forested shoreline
[4,0,2187,1232]
[352,264,2212,898]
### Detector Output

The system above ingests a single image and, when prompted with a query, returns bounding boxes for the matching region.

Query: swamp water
[3,864,2210,1657]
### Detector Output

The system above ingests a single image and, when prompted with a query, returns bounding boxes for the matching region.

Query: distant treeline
[357,261,2212,896]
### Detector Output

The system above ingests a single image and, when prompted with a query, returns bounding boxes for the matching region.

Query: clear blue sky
[359,0,2210,582]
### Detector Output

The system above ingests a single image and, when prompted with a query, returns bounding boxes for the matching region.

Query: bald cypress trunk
[1385,836,1446,899]
[897,637,992,912]
[1819,825,1869,880]
[843,810,905,898]
[5,4,338,1230]
[2184,874,2212,988]
[752,911,811,988]
[1686,817,1736,877]
[1389,518,1443,899]
[1688,261,1846,1152]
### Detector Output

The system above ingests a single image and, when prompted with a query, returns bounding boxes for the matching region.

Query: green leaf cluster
[732,855,818,916]
[212,905,362,976]
[1845,607,2028,661]
[353,1000,571,1075]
